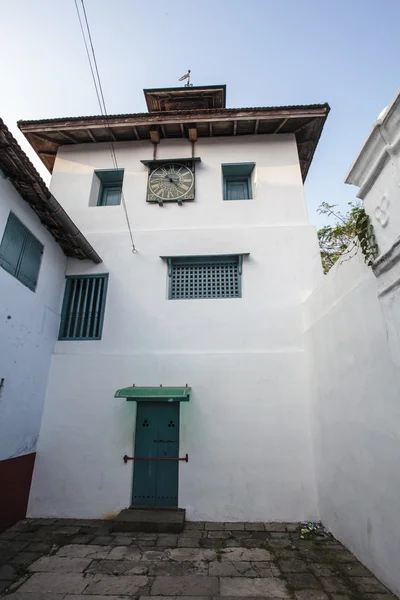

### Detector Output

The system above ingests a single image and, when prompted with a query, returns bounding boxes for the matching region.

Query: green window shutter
[222,163,255,200]
[59,274,109,340]
[17,234,44,291]
[102,186,122,206]
[226,180,249,200]
[95,169,124,206]
[0,213,26,276]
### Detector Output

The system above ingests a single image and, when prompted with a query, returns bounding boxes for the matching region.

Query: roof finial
[179,70,192,87]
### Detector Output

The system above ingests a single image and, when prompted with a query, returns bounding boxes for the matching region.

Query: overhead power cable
[74,0,137,253]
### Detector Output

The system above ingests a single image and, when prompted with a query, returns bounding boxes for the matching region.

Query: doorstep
[112,507,186,533]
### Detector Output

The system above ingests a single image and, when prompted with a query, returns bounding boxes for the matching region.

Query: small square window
[222,163,255,200]
[95,169,124,206]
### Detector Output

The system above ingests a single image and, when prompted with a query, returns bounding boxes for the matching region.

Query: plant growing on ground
[317,201,378,274]
[300,521,329,539]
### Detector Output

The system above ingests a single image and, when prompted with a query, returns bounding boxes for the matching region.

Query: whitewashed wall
[28,134,323,521]
[0,170,66,461]
[304,252,400,597]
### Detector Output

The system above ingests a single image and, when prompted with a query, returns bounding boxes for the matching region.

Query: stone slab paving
[0,519,397,599]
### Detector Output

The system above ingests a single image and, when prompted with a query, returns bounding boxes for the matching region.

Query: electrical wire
[74,0,103,114]
[74,0,137,252]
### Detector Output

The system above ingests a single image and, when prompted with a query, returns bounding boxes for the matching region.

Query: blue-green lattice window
[95,169,124,206]
[167,255,243,299]
[59,274,108,340]
[222,163,255,200]
[0,212,43,292]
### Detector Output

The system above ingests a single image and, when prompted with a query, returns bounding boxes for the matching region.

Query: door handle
[123,454,188,464]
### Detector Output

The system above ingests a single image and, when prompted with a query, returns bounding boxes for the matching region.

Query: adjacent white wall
[29,134,322,521]
[0,170,66,461]
[304,253,400,597]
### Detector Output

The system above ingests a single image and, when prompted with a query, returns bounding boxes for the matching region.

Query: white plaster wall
[28,134,322,521]
[304,253,400,597]
[362,154,400,256]
[30,351,317,522]
[49,135,309,235]
[0,172,66,461]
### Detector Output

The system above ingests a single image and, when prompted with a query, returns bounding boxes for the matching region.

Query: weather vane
[179,70,193,87]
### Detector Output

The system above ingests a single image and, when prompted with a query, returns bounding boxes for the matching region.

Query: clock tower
[141,85,226,205]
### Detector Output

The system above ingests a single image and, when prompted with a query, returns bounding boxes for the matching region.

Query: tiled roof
[0,118,101,263]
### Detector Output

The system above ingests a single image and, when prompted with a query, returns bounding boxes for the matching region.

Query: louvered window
[0,212,43,292]
[59,274,108,340]
[167,255,243,299]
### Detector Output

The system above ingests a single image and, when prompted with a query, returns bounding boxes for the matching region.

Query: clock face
[148,163,195,202]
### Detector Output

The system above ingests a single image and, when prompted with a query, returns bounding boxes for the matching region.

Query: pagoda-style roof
[144,85,226,112]
[18,86,330,181]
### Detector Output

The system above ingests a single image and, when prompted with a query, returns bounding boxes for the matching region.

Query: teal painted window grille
[168,255,243,299]
[59,274,108,340]
[222,163,255,200]
[0,212,43,292]
[95,169,124,206]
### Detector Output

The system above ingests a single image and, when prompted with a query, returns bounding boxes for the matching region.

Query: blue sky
[2,0,399,227]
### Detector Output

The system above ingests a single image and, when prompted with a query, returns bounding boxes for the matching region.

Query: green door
[132,402,180,507]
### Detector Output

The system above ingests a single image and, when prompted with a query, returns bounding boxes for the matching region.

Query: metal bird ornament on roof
[179,70,192,87]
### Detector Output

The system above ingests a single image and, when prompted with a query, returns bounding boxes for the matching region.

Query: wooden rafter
[107,127,116,142]
[38,151,56,157]
[293,118,315,134]
[273,118,288,134]
[57,130,78,143]
[87,129,96,142]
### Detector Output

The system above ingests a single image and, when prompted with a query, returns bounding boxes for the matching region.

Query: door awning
[114,386,191,401]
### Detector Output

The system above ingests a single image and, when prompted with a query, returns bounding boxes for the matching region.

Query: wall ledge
[373,236,400,296]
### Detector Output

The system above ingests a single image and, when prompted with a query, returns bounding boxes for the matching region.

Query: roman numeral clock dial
[147,163,195,203]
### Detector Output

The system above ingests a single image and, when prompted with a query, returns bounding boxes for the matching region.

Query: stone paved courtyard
[0,519,397,599]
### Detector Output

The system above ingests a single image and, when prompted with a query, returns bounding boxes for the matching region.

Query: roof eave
[18,103,330,182]
[0,118,101,263]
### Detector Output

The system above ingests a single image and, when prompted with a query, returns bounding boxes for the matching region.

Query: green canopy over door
[114,386,191,401]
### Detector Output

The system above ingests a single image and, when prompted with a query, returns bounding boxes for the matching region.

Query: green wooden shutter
[18,234,44,291]
[227,180,249,200]
[0,213,26,276]
[103,186,122,206]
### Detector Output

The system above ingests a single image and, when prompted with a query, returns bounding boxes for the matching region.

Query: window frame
[0,211,43,292]
[222,163,255,200]
[95,169,124,207]
[58,273,109,341]
[165,254,245,300]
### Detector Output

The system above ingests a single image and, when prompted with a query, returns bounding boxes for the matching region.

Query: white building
[18,85,330,522]
[0,118,100,532]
